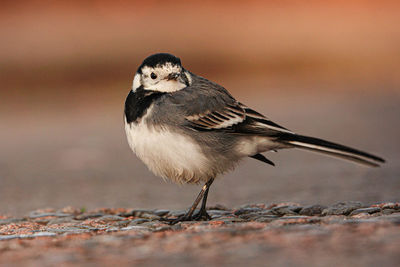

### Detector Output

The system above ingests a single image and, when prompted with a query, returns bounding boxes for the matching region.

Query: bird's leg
[193,178,214,220]
[166,178,214,225]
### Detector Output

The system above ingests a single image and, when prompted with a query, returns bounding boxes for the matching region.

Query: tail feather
[278,133,385,167]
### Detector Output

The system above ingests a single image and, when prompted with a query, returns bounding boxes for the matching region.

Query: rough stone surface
[350,207,381,216]
[299,204,328,216]
[322,201,365,216]
[0,202,399,266]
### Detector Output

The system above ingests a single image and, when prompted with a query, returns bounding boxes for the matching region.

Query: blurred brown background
[1,0,399,216]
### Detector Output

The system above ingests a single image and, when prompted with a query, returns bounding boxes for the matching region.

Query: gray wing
[186,101,293,135]
[153,75,293,136]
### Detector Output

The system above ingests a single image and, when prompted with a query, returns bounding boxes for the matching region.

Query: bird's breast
[124,115,214,184]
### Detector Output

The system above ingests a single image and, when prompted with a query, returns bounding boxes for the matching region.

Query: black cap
[138,53,181,73]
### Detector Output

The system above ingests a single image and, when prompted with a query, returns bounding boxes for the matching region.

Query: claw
[192,210,211,221]
[160,209,211,225]
[161,215,192,225]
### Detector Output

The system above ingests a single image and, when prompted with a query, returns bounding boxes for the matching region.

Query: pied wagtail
[124,53,385,224]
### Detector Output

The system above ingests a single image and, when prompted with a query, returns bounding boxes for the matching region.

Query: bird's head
[132,53,192,92]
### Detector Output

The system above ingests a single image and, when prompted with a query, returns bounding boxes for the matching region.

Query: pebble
[28,212,71,219]
[238,212,277,220]
[270,206,300,216]
[255,217,277,223]
[128,219,150,225]
[212,216,245,223]
[131,210,157,217]
[94,215,126,222]
[381,209,397,215]
[168,210,186,217]
[47,217,80,225]
[350,207,381,216]
[207,210,232,216]
[382,203,400,210]
[322,201,365,216]
[48,227,91,234]
[234,207,264,216]
[299,205,328,216]
[280,215,311,219]
[112,220,131,227]
[1,202,399,244]
[74,213,104,220]
[154,209,170,216]
[0,232,57,241]
[138,213,161,220]
[120,225,151,231]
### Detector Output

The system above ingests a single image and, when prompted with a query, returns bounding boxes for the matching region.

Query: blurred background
[1,0,399,216]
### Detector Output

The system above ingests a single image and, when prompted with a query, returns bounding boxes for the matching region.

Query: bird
[124,53,385,224]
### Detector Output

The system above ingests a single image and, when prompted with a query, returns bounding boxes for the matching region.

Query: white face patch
[132,73,141,91]
[134,63,189,93]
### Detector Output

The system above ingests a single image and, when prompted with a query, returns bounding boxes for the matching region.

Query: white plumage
[124,108,214,184]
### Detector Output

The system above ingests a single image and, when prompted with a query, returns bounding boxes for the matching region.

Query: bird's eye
[150,72,157,79]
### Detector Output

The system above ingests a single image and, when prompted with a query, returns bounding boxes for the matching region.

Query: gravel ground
[1,202,399,266]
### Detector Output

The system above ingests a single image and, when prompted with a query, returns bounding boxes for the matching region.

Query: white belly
[124,117,212,184]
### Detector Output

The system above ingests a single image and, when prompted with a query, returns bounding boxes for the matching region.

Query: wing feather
[185,101,293,134]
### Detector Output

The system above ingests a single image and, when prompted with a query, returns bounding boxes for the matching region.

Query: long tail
[277,133,385,167]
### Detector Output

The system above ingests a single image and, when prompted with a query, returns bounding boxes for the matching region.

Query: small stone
[213,216,245,223]
[120,225,150,231]
[118,210,134,217]
[0,232,57,241]
[33,219,50,225]
[32,232,57,237]
[139,213,160,220]
[105,227,120,232]
[153,226,172,232]
[170,224,183,230]
[207,210,232,216]
[74,213,104,220]
[47,217,80,225]
[0,235,20,241]
[382,203,400,210]
[270,206,299,216]
[29,212,71,219]
[234,207,263,216]
[299,205,328,216]
[169,210,186,217]
[255,216,277,223]
[131,209,154,215]
[350,207,381,216]
[128,219,149,225]
[48,227,91,233]
[94,215,125,222]
[112,220,131,227]
[381,209,397,215]
[279,215,311,219]
[154,210,170,216]
[322,201,365,216]
[207,204,230,211]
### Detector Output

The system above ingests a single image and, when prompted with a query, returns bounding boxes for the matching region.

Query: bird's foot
[160,209,211,225]
[192,209,212,221]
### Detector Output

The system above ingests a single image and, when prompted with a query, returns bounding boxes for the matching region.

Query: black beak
[167,72,180,81]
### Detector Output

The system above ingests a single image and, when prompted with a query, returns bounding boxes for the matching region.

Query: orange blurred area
[0,1,399,215]
[1,1,400,114]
